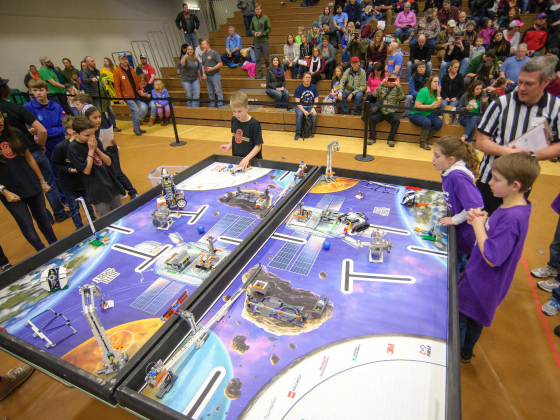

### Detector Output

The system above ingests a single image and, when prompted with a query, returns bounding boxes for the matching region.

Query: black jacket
[440,72,465,101]
[443,41,470,61]
[175,11,200,34]
[409,42,432,63]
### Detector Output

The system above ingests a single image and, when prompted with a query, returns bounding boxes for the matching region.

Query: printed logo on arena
[235,128,243,144]
[352,344,361,361]
[287,373,303,399]
[319,356,329,377]
[263,397,277,419]
[0,142,16,159]
[387,343,395,354]
[419,344,432,357]
[92,268,120,284]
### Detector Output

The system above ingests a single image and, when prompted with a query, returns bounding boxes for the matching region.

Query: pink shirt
[368,72,386,92]
[394,10,417,28]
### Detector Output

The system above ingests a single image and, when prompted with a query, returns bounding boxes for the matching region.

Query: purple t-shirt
[441,167,484,255]
[458,202,531,327]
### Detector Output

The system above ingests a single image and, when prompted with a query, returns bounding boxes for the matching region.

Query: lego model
[228,164,252,176]
[160,168,187,210]
[311,296,329,318]
[285,202,343,237]
[356,191,365,199]
[152,197,179,230]
[195,236,218,271]
[369,229,393,263]
[295,161,307,179]
[165,248,192,271]
[39,266,68,292]
[261,163,306,218]
[293,202,312,222]
[79,284,128,375]
[415,227,437,242]
[77,197,109,246]
[325,140,340,182]
[220,187,271,209]
[339,212,370,233]
[25,308,77,348]
[401,190,429,208]
[144,264,263,398]
[160,291,189,321]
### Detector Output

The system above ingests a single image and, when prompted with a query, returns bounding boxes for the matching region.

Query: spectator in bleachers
[294,73,319,140]
[179,45,201,107]
[478,19,496,48]
[440,60,466,106]
[504,20,523,54]
[238,0,256,37]
[498,0,519,18]
[470,0,490,29]
[177,44,188,75]
[457,11,468,31]
[283,35,300,79]
[322,23,339,49]
[361,6,376,26]
[435,20,457,59]
[473,61,496,86]
[250,3,271,79]
[440,30,470,78]
[221,26,242,66]
[324,66,344,107]
[309,47,326,84]
[489,31,511,61]
[38,57,70,115]
[522,13,548,57]
[24,65,40,91]
[403,60,428,119]
[338,57,367,115]
[366,31,388,75]
[321,36,338,79]
[393,0,407,18]
[299,35,313,77]
[137,54,156,84]
[319,6,334,28]
[309,22,323,47]
[394,2,417,42]
[406,35,433,82]
[499,43,529,90]
[148,81,171,126]
[176,3,200,47]
[470,36,487,60]
[498,6,520,30]
[366,72,404,147]
[424,0,437,13]
[333,4,349,47]
[137,74,153,114]
[374,0,394,24]
[266,56,289,108]
[464,20,477,46]
[458,80,489,143]
[409,74,443,150]
[366,62,386,97]
[529,0,549,14]
[438,0,460,30]
[82,56,101,109]
[200,39,223,107]
[405,8,440,49]
[114,53,148,136]
[345,0,364,28]
[296,26,306,45]
[361,17,379,41]
[344,29,369,69]
[100,58,115,87]
[195,39,204,63]
[341,23,356,64]
[78,61,87,89]
[53,67,66,86]
[61,59,79,84]
[386,42,404,79]
[544,51,560,96]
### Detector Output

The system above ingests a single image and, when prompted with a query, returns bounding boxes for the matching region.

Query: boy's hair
[64,83,72,90]
[467,20,476,28]
[74,93,93,104]
[72,115,95,133]
[230,91,249,108]
[496,77,507,87]
[492,154,540,192]
[28,79,48,90]
[435,136,480,178]
[485,49,496,58]
[62,115,74,130]
[298,25,305,31]
[476,36,484,41]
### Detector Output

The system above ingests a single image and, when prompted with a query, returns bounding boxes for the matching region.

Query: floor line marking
[521,254,560,373]
[175,125,200,137]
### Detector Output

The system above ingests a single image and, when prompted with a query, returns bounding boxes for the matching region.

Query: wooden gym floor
[1,122,559,419]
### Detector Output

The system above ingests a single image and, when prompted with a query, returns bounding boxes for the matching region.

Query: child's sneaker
[537,279,560,293]
[531,265,558,278]
[542,298,560,316]
[461,352,475,363]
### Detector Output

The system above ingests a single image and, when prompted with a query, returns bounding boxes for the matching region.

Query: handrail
[111,51,133,68]
[131,40,161,78]
[148,31,175,68]
[163,22,184,58]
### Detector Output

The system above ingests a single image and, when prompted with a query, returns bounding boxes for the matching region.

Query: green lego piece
[90,240,104,246]
[422,235,436,242]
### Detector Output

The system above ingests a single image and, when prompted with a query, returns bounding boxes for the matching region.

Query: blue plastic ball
[197,225,205,234]
[228,164,233,168]
[323,240,331,250]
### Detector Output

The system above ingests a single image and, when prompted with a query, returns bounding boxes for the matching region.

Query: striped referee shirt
[477,91,560,183]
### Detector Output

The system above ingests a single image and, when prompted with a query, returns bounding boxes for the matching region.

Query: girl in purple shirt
[432,136,484,274]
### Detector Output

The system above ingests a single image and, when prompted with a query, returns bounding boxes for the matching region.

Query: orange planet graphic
[62,318,164,377]
[310,177,359,193]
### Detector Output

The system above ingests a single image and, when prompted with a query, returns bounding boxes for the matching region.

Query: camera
[353,33,360,40]
[453,41,460,45]
[388,77,396,82]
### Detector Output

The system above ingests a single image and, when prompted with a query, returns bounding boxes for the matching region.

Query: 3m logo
[387,343,395,354]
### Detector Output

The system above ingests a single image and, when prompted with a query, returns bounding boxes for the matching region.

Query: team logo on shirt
[37,114,43,122]
[234,128,244,144]
[122,75,126,79]
[0,142,15,159]
[92,151,102,166]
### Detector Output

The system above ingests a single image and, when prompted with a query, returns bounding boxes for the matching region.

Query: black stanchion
[167,97,186,147]
[355,103,375,162]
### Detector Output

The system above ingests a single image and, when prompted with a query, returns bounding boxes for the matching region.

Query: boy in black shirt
[218,91,263,169]
[50,116,96,229]
[67,116,125,217]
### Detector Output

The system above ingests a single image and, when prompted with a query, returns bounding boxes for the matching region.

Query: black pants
[325,61,337,80]
[107,146,137,195]
[369,111,400,142]
[311,73,324,85]
[0,244,9,268]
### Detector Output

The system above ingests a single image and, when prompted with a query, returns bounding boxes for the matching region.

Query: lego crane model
[325,140,340,183]
[79,284,128,375]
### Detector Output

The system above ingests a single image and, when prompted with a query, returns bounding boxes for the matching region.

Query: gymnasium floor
[1,121,559,419]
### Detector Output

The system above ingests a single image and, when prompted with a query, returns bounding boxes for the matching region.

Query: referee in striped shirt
[476,57,560,215]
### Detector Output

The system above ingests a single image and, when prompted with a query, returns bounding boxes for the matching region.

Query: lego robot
[152,197,177,230]
[339,212,370,233]
[369,229,393,263]
[39,266,68,292]
[160,168,187,210]
[228,164,251,176]
[295,161,307,179]
[325,140,340,183]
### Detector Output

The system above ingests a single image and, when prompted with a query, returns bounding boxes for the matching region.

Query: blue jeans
[206,73,223,107]
[473,16,488,29]
[221,51,241,65]
[183,32,198,47]
[394,27,414,42]
[63,188,96,229]
[441,99,459,107]
[283,62,299,79]
[548,216,560,283]
[439,57,469,79]
[409,112,443,131]
[295,107,316,136]
[125,100,148,131]
[243,14,254,37]
[459,311,483,355]
[303,0,314,5]
[335,30,343,47]
[403,94,416,118]
[460,115,482,143]
[342,50,351,64]
[405,61,433,82]
[266,88,290,108]
[409,38,435,49]
[31,150,67,224]
[0,192,57,251]
[341,91,364,115]
[522,0,529,12]
[182,79,200,107]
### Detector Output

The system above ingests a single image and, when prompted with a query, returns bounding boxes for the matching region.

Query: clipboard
[508,121,551,151]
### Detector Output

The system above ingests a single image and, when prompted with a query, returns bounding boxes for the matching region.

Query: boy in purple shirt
[458,153,540,363]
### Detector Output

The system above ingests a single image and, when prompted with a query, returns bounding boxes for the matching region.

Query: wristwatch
[530,151,536,158]
[0,185,5,195]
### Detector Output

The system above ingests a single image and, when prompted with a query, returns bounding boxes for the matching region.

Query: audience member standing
[60,59,79,84]
[38,56,72,115]
[238,0,256,37]
[179,45,201,107]
[82,56,101,109]
[200,39,224,108]
[114,53,148,136]
[24,65,40,90]
[250,4,271,79]
[176,3,200,47]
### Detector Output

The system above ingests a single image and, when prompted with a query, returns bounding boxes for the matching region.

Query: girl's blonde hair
[154,80,165,91]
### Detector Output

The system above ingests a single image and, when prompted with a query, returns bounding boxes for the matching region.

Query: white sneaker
[120,192,129,199]
[531,265,558,279]
[537,279,560,293]
[542,298,560,316]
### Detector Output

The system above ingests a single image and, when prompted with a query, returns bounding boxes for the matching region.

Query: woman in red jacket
[366,31,388,78]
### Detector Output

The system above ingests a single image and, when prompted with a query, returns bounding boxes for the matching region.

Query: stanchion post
[355,103,374,162]
[168,96,186,147]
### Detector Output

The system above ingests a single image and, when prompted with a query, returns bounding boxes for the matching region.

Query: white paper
[99,126,114,149]
[508,121,550,151]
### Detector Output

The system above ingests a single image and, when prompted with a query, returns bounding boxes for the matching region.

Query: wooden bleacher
[113,0,539,144]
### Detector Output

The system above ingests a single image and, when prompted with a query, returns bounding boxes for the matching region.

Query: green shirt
[410,87,437,116]
[38,66,64,94]
[250,15,271,43]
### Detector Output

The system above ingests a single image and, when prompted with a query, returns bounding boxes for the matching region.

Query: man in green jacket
[344,32,369,69]
[250,3,271,79]
[338,57,366,115]
[464,49,499,87]
[367,72,404,147]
